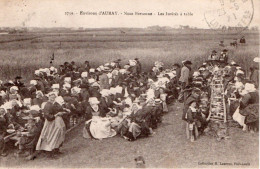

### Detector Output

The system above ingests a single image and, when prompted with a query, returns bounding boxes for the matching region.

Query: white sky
[0,0,259,28]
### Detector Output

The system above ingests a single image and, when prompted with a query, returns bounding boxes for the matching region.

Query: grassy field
[0,29,259,81]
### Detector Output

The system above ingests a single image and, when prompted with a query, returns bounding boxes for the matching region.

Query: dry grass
[0,29,258,81]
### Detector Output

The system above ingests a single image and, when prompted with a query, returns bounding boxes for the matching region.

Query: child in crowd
[186,101,200,142]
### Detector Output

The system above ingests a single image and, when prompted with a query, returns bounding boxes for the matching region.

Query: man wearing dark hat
[219,49,228,65]
[84,61,91,72]
[182,87,200,121]
[208,50,217,65]
[14,76,25,89]
[114,59,122,69]
[57,65,65,75]
[179,60,192,89]
[135,58,142,75]
[71,61,78,71]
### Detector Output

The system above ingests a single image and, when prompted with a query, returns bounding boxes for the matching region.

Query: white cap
[115,86,123,94]
[35,70,41,75]
[236,70,244,75]
[30,105,41,111]
[193,71,200,77]
[91,82,100,87]
[81,72,88,78]
[199,67,205,71]
[100,89,110,97]
[99,65,104,71]
[23,98,31,105]
[30,80,37,86]
[52,84,60,89]
[11,100,22,107]
[50,66,57,72]
[0,105,7,113]
[36,91,44,96]
[244,83,256,93]
[148,79,154,83]
[110,62,116,67]
[253,57,260,63]
[64,77,71,83]
[112,69,119,76]
[89,97,100,104]
[55,96,65,106]
[63,83,71,89]
[107,73,112,79]
[8,80,14,84]
[124,65,130,69]
[88,78,95,84]
[71,86,81,94]
[119,69,126,74]
[231,61,236,65]
[110,87,117,95]
[166,72,176,79]
[3,101,13,110]
[10,86,19,91]
[129,60,137,66]
[89,68,95,73]
[0,90,6,97]
[47,91,58,97]
[235,81,244,89]
[154,61,164,68]
[45,68,51,75]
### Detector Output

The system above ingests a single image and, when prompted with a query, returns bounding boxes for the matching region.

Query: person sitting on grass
[14,117,40,159]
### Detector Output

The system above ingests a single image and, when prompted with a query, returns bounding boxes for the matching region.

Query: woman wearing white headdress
[36,92,68,157]
[8,86,21,102]
[83,97,116,140]
[128,60,138,75]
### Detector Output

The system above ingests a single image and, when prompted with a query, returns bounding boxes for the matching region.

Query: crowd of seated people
[0,54,258,160]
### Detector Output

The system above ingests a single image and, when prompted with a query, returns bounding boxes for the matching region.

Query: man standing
[84,61,91,72]
[172,63,181,84]
[114,59,122,69]
[179,60,192,89]
[135,58,142,75]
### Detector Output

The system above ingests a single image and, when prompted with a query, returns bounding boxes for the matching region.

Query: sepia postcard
[0,0,259,168]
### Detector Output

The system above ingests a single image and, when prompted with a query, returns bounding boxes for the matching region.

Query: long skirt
[240,104,259,125]
[232,106,246,127]
[36,116,66,151]
[185,122,199,139]
[85,117,117,139]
